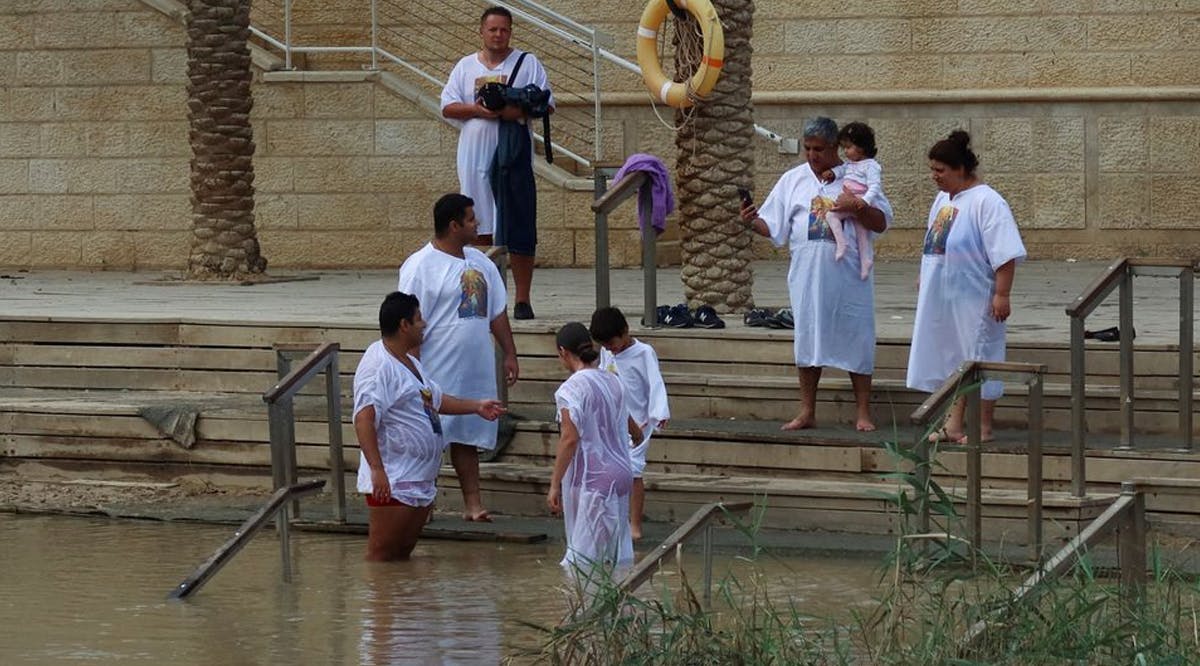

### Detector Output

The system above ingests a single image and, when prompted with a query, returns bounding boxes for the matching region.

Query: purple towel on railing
[612,153,674,235]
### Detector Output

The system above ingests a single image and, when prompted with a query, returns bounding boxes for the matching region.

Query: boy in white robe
[590,306,670,542]
[354,291,505,561]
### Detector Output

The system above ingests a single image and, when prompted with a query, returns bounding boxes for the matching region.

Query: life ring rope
[635,0,725,109]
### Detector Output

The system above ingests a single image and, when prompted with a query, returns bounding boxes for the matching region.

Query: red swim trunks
[365,495,405,507]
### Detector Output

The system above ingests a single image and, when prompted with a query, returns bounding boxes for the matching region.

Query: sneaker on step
[767,307,794,329]
[743,307,773,328]
[692,305,726,329]
[662,304,695,328]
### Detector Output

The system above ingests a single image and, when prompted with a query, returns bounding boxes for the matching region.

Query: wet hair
[379,291,419,337]
[480,6,512,25]
[588,307,628,345]
[838,121,877,158]
[433,193,474,237]
[556,322,599,364]
[928,130,979,175]
[802,117,839,144]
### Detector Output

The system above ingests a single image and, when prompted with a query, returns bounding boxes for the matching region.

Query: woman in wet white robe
[546,322,635,573]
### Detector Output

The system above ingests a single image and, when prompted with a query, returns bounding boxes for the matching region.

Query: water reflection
[0,514,881,664]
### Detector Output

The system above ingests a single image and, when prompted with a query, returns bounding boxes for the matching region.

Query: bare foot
[781,416,815,431]
[463,509,492,522]
[928,427,965,443]
[856,418,876,432]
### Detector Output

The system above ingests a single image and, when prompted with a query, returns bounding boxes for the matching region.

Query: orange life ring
[635,0,725,109]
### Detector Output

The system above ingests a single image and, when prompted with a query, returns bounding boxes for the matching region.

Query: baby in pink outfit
[821,122,883,280]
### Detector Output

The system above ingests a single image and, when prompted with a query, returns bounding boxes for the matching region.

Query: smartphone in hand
[737,187,753,207]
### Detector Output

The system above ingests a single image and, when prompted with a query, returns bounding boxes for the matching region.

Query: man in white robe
[441,6,553,320]
[399,193,519,522]
[740,117,893,432]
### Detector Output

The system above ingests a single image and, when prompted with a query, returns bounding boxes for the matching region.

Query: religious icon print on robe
[923,205,957,256]
[419,387,442,435]
[457,268,489,319]
[806,195,837,242]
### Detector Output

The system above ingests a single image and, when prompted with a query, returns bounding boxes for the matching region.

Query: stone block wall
[0,0,635,270]
[0,0,1196,270]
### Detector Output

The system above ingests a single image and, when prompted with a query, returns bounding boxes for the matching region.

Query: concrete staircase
[5,316,1199,546]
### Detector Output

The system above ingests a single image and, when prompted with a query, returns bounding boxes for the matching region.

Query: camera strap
[507,51,553,164]
[508,50,529,87]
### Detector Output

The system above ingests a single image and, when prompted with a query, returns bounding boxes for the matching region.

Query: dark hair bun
[928,129,980,175]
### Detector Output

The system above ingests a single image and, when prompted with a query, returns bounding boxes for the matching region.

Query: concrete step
[437,461,1119,548]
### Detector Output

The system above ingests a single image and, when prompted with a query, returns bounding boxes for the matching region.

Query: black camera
[477,82,552,118]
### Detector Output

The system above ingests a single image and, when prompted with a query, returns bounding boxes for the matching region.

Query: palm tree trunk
[186,0,266,278]
[675,0,755,313]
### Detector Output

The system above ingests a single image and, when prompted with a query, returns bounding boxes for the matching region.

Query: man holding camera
[441,6,554,321]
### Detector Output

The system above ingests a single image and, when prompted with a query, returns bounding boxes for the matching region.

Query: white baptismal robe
[554,368,635,572]
[599,340,670,477]
[399,243,506,449]
[440,50,554,236]
[906,185,1027,400]
[353,341,445,507]
[758,162,894,374]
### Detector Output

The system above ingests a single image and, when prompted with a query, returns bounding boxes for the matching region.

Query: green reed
[516,389,1200,664]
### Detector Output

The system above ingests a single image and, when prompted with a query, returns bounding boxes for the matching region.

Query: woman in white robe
[546,322,635,575]
[906,131,1027,443]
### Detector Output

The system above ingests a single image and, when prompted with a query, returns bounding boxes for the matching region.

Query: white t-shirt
[599,340,670,477]
[440,50,553,235]
[554,368,635,570]
[398,243,506,449]
[353,340,445,507]
[906,184,1027,400]
[757,162,894,374]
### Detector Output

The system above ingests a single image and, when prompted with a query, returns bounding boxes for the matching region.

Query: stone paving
[1,259,1194,344]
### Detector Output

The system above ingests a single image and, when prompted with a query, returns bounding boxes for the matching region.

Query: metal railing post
[915,435,931,536]
[593,169,611,308]
[369,0,379,70]
[1117,483,1146,604]
[326,355,346,523]
[283,0,293,70]
[1118,270,1134,448]
[1070,316,1087,498]
[966,384,983,554]
[701,522,713,607]
[268,401,289,492]
[639,184,657,329]
[1179,267,1194,450]
[279,502,293,583]
[283,396,300,518]
[1028,374,1044,563]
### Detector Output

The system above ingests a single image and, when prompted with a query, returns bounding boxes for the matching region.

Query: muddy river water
[1,513,883,664]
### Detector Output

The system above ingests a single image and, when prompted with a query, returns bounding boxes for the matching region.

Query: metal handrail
[248,0,800,171]
[263,342,345,523]
[910,360,1047,561]
[961,476,1200,649]
[169,479,326,600]
[1065,257,1196,497]
[618,501,754,605]
[590,169,658,328]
